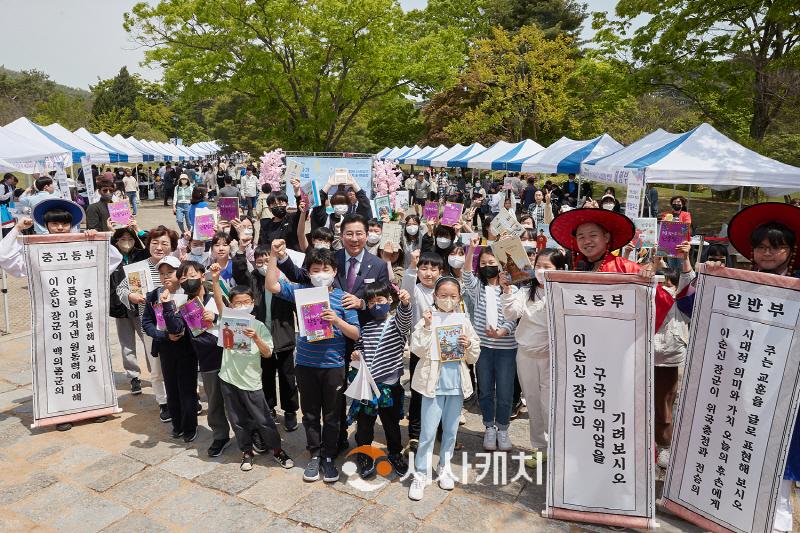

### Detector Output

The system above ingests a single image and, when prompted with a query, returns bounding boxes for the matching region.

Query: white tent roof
[154,141,186,161]
[4,117,75,167]
[93,132,143,163]
[399,145,430,164]
[137,139,174,161]
[410,144,449,167]
[74,128,132,164]
[0,158,23,173]
[173,143,198,160]
[0,126,71,173]
[485,139,545,170]
[512,134,623,174]
[582,123,800,195]
[44,123,119,164]
[383,146,407,160]
[462,141,515,170]
[444,143,488,168]
[376,147,393,159]
[125,137,164,162]
[428,144,466,167]
[114,135,154,162]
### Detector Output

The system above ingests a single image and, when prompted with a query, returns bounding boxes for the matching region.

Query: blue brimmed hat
[33,198,85,229]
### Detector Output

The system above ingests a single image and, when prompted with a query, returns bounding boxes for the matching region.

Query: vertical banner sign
[623,171,644,218]
[54,161,71,200]
[544,271,657,529]
[23,233,120,428]
[80,156,95,202]
[660,265,800,533]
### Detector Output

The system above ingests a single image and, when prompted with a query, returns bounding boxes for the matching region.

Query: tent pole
[577,175,583,203]
[1,269,8,334]
[687,184,692,211]
[737,186,744,211]
[638,176,646,218]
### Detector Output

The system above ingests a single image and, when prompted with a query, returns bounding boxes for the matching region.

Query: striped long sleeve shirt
[461,271,518,350]
[354,302,413,384]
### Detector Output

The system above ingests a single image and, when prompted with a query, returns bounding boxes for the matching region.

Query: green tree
[125,0,464,151]
[0,69,56,124]
[90,107,136,136]
[490,0,588,37]
[32,92,92,130]
[594,0,800,141]
[91,66,140,119]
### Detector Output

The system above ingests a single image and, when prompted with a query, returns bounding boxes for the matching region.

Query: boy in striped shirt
[265,240,361,483]
[349,282,412,479]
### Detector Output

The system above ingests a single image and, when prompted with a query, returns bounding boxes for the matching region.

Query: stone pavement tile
[75,454,146,492]
[239,466,321,514]
[49,444,111,472]
[414,525,451,533]
[194,460,270,495]
[342,503,421,533]
[1,369,31,387]
[287,487,366,532]
[100,513,169,533]
[121,439,186,466]
[499,505,572,532]
[148,484,228,526]
[330,467,389,501]
[0,419,28,449]
[0,380,16,394]
[26,444,65,463]
[427,492,506,532]
[0,508,45,532]
[261,517,319,533]
[15,482,130,533]
[106,468,182,510]
[512,478,547,515]
[192,496,275,533]
[376,478,449,520]
[158,447,222,480]
[0,471,58,505]
[459,462,527,505]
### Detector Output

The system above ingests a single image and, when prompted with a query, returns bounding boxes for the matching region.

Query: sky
[0,0,626,90]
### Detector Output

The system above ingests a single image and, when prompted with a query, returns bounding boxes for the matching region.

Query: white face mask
[405,225,419,236]
[436,237,452,249]
[602,203,614,211]
[233,304,254,314]
[535,268,547,285]
[310,272,335,287]
[448,255,465,269]
[314,243,331,250]
[333,204,348,216]
[190,246,205,256]
[435,297,457,312]
[367,233,381,245]
[242,228,253,237]
[256,266,267,276]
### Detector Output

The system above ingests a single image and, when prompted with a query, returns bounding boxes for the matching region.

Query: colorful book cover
[179,297,213,337]
[633,218,658,249]
[217,197,239,221]
[153,302,166,331]
[394,190,410,212]
[108,201,132,227]
[302,180,321,209]
[193,210,216,241]
[218,314,252,351]
[301,301,334,342]
[122,264,149,296]
[491,236,533,283]
[379,221,403,248]
[490,208,525,237]
[440,202,464,226]
[423,201,439,222]
[657,221,690,256]
[374,195,392,219]
[436,324,465,362]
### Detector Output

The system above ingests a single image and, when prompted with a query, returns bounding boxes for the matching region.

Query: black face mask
[479,265,500,279]
[672,203,682,211]
[101,193,113,202]
[271,206,287,218]
[181,279,202,295]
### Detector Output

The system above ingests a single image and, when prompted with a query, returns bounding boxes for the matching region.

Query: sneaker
[385,452,406,476]
[273,449,294,469]
[240,451,254,471]
[130,377,142,395]
[356,453,376,479]
[183,428,198,443]
[196,401,203,415]
[657,447,671,469]
[437,465,455,490]
[321,457,339,483]
[284,412,299,432]
[56,422,72,432]
[303,456,321,482]
[159,404,172,423]
[408,472,426,501]
[251,432,266,454]
[459,413,466,426]
[497,429,513,451]
[170,429,184,439]
[207,437,231,457]
[483,426,498,451]
[510,400,524,419]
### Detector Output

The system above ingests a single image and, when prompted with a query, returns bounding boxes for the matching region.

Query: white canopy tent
[511,134,624,174]
[376,147,393,159]
[44,123,120,164]
[4,117,76,168]
[582,124,800,196]
[114,135,155,162]
[137,139,174,161]
[461,141,515,170]
[126,137,165,162]
[94,132,143,163]
[428,144,465,167]
[412,145,449,167]
[0,126,71,173]
[154,141,186,161]
[398,145,429,164]
[444,143,488,168]
[485,139,545,170]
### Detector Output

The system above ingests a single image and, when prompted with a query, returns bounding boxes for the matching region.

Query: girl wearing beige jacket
[408,276,480,501]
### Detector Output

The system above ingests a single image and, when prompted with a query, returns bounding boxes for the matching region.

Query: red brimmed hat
[728,202,800,259]
[549,208,635,253]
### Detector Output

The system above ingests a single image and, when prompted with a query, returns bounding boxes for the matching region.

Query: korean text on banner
[660,265,800,533]
[80,156,94,202]
[623,170,644,218]
[23,233,120,428]
[544,271,656,530]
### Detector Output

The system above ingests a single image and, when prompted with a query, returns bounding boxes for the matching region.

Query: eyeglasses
[753,245,789,255]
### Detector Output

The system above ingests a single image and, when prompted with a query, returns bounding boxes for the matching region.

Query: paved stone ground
[0,201,796,532]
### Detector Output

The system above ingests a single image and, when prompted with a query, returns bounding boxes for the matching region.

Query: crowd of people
[0,160,798,529]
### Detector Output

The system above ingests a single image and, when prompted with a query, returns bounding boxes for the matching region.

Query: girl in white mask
[447,245,465,278]
[499,248,567,468]
[402,214,422,268]
[366,219,383,255]
[408,276,480,501]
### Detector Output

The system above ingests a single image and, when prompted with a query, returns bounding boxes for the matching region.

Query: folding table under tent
[509,134,623,174]
[442,143,488,168]
[3,117,76,168]
[0,126,71,173]
[427,144,465,168]
[413,145,450,167]
[581,123,800,196]
[44,123,121,164]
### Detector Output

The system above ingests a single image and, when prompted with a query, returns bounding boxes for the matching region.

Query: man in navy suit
[276,213,390,452]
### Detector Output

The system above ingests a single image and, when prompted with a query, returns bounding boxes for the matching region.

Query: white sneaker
[483,426,498,451]
[656,447,671,469]
[409,472,426,501]
[497,429,513,451]
[437,466,455,490]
